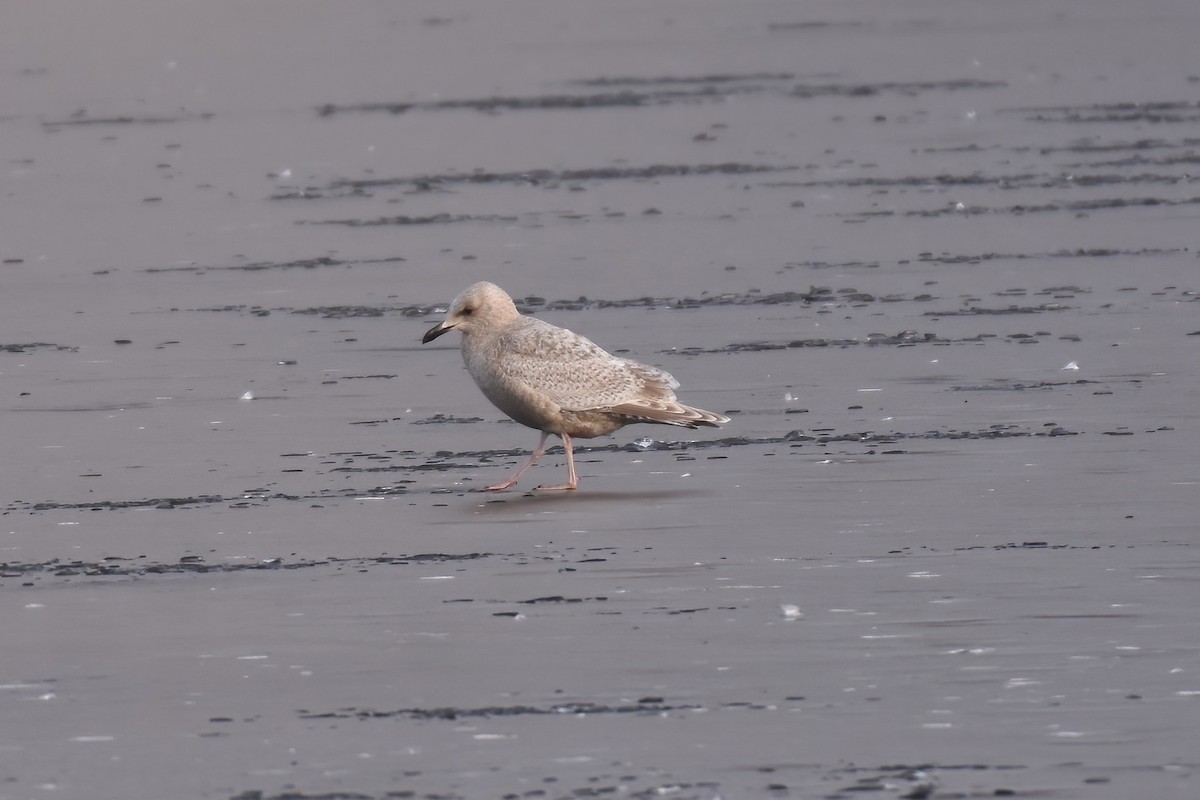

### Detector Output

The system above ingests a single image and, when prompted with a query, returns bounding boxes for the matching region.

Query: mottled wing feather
[496,318,679,411]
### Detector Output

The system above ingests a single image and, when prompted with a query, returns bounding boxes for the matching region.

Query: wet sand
[2,1,1198,798]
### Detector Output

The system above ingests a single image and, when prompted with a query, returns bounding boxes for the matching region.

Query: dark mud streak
[299,698,695,721]
[315,77,1004,118]
[229,782,721,800]
[6,486,411,515]
[303,212,521,227]
[142,256,406,274]
[919,137,1200,170]
[921,303,1068,316]
[1032,136,1200,154]
[789,78,1005,98]
[915,248,1187,264]
[1,342,78,353]
[275,162,796,203]
[29,494,230,511]
[567,72,796,87]
[842,195,1200,220]
[40,112,215,129]
[290,305,392,318]
[1069,153,1200,169]
[411,414,485,425]
[797,171,1193,190]
[319,86,759,116]
[1000,100,1200,124]
[327,162,794,191]
[677,330,1080,354]
[766,20,868,31]
[514,594,609,605]
[951,379,1149,392]
[0,553,494,581]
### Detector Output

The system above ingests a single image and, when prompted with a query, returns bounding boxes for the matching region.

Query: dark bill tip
[422,322,452,344]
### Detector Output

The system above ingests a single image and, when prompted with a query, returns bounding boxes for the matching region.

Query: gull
[422,282,729,491]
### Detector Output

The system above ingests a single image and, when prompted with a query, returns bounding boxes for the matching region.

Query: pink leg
[482,431,550,491]
[534,432,578,491]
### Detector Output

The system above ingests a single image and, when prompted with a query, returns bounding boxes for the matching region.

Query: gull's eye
[461,306,474,316]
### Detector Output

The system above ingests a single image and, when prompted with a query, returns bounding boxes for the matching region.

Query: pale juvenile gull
[422,281,730,491]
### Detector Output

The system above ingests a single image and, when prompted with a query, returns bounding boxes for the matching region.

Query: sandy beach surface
[2,1,1198,798]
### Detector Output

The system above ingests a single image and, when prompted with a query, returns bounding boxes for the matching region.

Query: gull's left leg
[482,431,550,491]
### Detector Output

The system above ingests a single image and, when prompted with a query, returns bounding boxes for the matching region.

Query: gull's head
[422,281,520,343]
